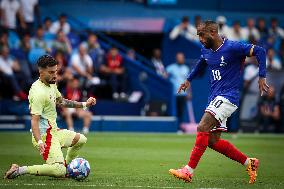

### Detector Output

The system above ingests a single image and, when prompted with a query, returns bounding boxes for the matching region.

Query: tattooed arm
[56,96,96,109]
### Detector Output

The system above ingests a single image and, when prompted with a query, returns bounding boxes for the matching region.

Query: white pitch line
[0,183,186,189]
[0,183,224,189]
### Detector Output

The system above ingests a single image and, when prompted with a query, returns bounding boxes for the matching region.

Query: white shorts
[205,96,238,132]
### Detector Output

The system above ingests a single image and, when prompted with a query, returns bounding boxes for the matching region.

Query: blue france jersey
[202,39,253,106]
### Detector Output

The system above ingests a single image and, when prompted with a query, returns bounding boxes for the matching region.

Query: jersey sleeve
[186,48,207,82]
[236,42,254,57]
[236,41,267,77]
[29,92,46,116]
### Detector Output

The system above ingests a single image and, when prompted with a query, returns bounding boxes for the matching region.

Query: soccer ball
[67,158,91,181]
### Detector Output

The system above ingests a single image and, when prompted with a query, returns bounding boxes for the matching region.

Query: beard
[203,37,214,49]
[48,81,56,84]
[48,77,57,84]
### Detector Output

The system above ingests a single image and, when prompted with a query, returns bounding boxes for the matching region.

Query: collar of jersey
[38,79,51,88]
[210,38,226,52]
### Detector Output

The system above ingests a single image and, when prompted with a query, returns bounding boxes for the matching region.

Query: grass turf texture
[0,132,284,189]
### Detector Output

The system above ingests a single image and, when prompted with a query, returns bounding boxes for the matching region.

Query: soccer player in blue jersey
[169,20,269,184]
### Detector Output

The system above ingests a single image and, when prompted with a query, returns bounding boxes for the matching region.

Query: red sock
[210,139,247,165]
[187,132,209,169]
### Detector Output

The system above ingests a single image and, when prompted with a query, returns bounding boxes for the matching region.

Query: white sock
[185,165,194,174]
[18,166,28,175]
[244,158,249,167]
[82,127,89,134]
[69,127,74,131]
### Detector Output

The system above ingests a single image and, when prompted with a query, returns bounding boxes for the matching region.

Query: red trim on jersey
[43,121,52,161]
[210,128,228,132]
[205,109,216,116]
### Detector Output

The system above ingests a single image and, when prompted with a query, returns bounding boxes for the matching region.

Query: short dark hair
[37,55,58,68]
[44,17,51,23]
[59,13,67,19]
[271,17,278,23]
[182,16,189,23]
[201,20,219,32]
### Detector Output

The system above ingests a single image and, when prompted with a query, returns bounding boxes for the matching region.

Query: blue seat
[43,33,56,41]
[8,31,20,49]
[10,49,26,60]
[67,32,81,49]
[28,48,46,64]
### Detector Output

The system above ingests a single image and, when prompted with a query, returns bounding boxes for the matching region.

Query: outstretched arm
[187,58,207,82]
[56,97,96,109]
[177,58,207,93]
[250,45,270,96]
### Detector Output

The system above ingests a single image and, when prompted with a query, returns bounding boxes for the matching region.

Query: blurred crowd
[0,0,128,102]
[0,0,284,132]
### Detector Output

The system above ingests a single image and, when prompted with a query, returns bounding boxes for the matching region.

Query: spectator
[194,15,202,28]
[19,32,31,54]
[227,21,244,41]
[256,17,268,40]
[19,0,40,34]
[83,33,104,72]
[100,47,127,100]
[241,18,260,41]
[266,48,282,70]
[151,48,167,78]
[258,86,280,133]
[166,52,190,132]
[216,16,231,38]
[268,18,284,39]
[61,77,92,134]
[0,30,9,48]
[52,30,72,55]
[43,17,52,34]
[31,26,51,52]
[126,48,136,61]
[0,0,26,31]
[54,50,72,91]
[49,14,70,35]
[243,57,259,93]
[70,43,93,81]
[0,45,27,100]
[169,16,198,41]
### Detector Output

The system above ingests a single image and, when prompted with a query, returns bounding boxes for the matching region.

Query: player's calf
[66,134,87,164]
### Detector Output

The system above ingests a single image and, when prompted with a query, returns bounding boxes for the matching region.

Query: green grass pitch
[0,132,284,189]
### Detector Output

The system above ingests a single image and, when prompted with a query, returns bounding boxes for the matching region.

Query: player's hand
[39,143,46,155]
[258,77,269,96]
[86,97,96,107]
[177,80,190,94]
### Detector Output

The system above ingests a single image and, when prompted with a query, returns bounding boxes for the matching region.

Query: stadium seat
[8,31,20,49]
[28,48,46,65]
[67,32,81,49]
[10,49,26,61]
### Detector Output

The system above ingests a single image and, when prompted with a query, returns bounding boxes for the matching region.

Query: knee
[208,137,219,148]
[52,163,66,177]
[79,134,87,145]
[88,112,92,118]
[197,122,211,132]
